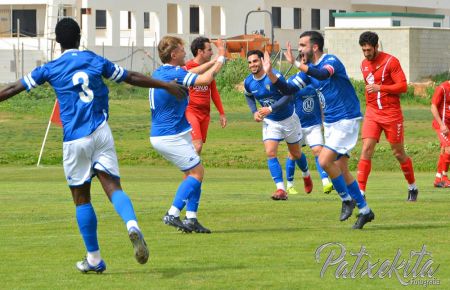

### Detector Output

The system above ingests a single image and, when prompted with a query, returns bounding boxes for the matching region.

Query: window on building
[392,20,401,26]
[329,10,336,27]
[311,9,320,30]
[96,10,106,29]
[433,22,441,27]
[272,7,281,28]
[144,12,150,29]
[128,11,132,29]
[190,6,199,34]
[211,6,223,35]
[294,8,301,29]
[339,10,346,13]
[167,3,179,34]
[12,9,37,36]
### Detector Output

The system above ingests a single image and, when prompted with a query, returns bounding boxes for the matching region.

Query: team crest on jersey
[302,97,315,113]
[266,84,271,91]
[262,98,275,107]
[363,66,369,71]
[366,73,375,85]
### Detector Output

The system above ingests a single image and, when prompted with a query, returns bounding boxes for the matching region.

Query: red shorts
[434,127,450,147]
[185,110,210,143]
[361,117,404,144]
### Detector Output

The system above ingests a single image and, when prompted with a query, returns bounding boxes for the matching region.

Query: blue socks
[331,175,351,201]
[286,153,309,182]
[111,190,137,224]
[315,156,329,179]
[295,153,309,172]
[186,180,202,212]
[347,180,367,209]
[173,176,202,210]
[268,157,283,184]
[76,203,99,252]
[286,158,296,182]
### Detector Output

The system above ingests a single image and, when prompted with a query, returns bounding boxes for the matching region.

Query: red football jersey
[432,81,450,129]
[361,52,407,123]
[185,60,225,116]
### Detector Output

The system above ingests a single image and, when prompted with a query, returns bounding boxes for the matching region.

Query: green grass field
[0,167,448,289]
[0,92,449,289]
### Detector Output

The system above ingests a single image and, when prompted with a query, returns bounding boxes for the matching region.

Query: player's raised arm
[188,39,226,74]
[124,71,188,99]
[262,51,303,95]
[0,80,26,102]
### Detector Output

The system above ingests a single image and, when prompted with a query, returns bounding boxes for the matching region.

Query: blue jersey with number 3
[20,49,127,142]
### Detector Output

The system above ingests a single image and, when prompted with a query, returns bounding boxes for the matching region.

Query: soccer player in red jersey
[357,31,418,201]
[185,37,227,154]
[431,80,450,188]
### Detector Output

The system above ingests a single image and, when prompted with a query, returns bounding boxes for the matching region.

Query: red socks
[357,159,372,191]
[400,157,416,184]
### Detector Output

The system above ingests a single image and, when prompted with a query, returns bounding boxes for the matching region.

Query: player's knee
[188,164,204,181]
[392,149,407,162]
[266,150,277,158]
[290,151,301,159]
[318,157,331,171]
[311,146,322,156]
[444,146,450,154]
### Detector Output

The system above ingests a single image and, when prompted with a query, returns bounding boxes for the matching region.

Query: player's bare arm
[262,51,279,84]
[188,39,226,74]
[124,71,188,99]
[0,80,26,102]
[431,103,449,134]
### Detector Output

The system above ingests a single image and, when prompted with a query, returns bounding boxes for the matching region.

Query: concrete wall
[336,16,445,28]
[324,27,450,82]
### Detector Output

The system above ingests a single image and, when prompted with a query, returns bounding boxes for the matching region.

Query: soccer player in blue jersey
[285,83,333,195]
[0,18,189,272]
[150,36,225,233]
[262,31,375,229]
[244,50,312,200]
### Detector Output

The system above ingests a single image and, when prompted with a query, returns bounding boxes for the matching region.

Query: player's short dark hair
[359,31,378,47]
[55,18,81,49]
[246,50,264,59]
[299,31,324,52]
[191,37,210,57]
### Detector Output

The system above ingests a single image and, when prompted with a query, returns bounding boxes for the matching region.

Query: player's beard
[251,65,261,75]
[304,51,314,64]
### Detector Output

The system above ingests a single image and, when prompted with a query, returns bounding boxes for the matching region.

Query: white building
[1,0,450,82]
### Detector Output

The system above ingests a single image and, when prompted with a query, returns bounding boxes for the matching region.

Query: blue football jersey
[20,49,127,142]
[149,65,198,137]
[288,54,362,123]
[287,81,322,128]
[244,70,293,121]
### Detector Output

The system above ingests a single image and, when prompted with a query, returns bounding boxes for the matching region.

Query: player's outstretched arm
[262,51,278,84]
[193,57,225,86]
[262,51,299,96]
[124,71,188,99]
[188,39,226,74]
[0,80,26,102]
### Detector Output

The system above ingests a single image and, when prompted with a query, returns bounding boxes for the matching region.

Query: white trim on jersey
[292,75,306,89]
[377,56,393,109]
[442,86,447,124]
[115,66,125,82]
[183,72,196,87]
[109,64,124,82]
[24,73,37,90]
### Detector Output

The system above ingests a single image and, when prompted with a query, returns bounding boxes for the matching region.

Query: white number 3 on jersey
[72,71,94,103]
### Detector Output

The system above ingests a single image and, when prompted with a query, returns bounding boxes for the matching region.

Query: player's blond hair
[158,36,184,64]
